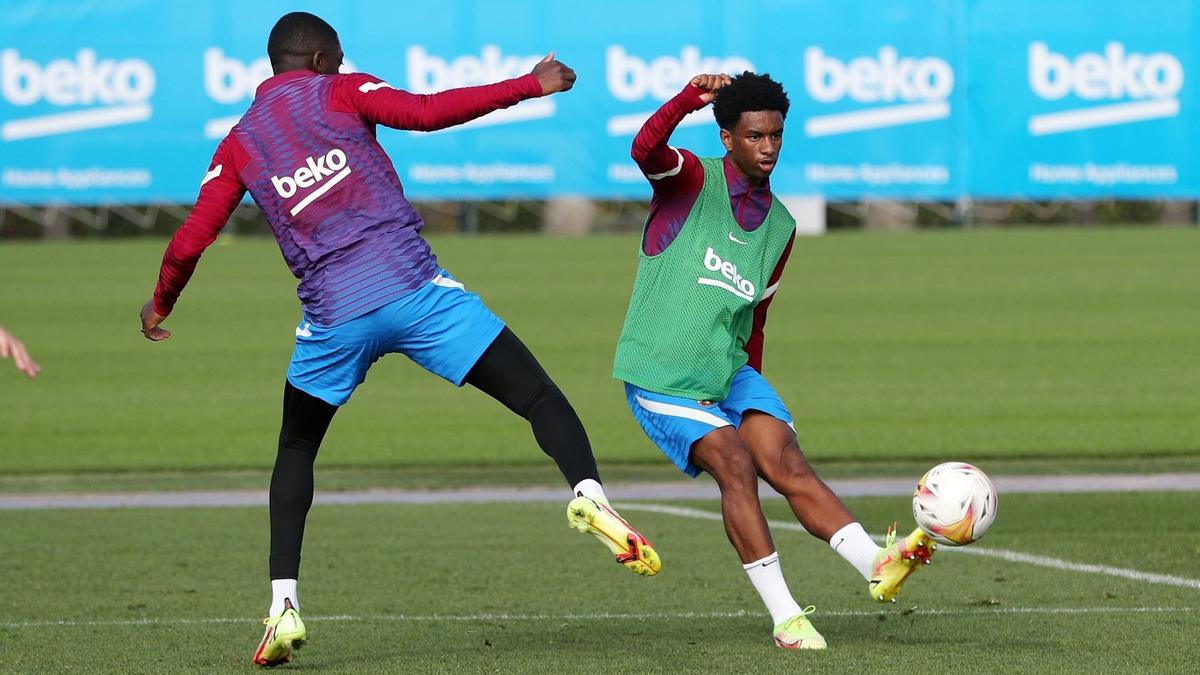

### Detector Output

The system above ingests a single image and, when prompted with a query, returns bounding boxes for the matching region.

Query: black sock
[465,327,601,488]
[269,381,337,580]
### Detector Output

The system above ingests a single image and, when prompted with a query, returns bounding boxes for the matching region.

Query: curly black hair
[712,71,790,131]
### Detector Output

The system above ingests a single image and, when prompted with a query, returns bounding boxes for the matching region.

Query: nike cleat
[868,523,935,603]
[253,598,307,667]
[773,606,827,650]
[567,496,661,576]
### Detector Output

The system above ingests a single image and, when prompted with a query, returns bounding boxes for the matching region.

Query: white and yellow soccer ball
[911,462,998,546]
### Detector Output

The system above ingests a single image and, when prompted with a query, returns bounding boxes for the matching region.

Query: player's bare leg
[737,411,933,602]
[736,412,854,539]
[691,429,825,648]
[691,428,775,562]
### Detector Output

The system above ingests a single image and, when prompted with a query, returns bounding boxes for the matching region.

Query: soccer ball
[911,462,997,546]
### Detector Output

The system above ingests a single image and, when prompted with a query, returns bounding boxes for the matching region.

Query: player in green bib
[616,72,937,650]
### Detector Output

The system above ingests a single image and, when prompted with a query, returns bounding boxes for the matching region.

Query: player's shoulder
[770,194,795,220]
[333,71,394,94]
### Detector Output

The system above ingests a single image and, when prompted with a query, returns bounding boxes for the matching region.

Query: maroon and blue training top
[153,69,543,326]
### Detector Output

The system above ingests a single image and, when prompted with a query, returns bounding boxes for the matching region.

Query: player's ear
[311,50,326,74]
[720,127,733,152]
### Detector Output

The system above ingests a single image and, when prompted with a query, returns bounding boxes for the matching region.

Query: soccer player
[0,325,39,378]
[615,72,934,650]
[138,12,659,667]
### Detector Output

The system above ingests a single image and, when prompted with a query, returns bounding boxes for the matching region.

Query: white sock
[742,552,803,626]
[830,522,881,580]
[269,579,298,616]
[572,478,607,502]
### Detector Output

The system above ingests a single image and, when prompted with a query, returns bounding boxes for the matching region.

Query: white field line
[4,472,1197,511]
[622,503,1200,591]
[1,606,1192,630]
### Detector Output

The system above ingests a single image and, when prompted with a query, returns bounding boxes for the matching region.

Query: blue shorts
[287,269,505,406]
[624,365,794,477]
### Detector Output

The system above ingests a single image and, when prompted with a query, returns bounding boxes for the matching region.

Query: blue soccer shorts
[287,269,505,406]
[624,365,794,477]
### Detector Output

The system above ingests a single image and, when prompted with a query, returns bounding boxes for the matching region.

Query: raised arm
[744,231,795,372]
[631,74,729,195]
[140,136,248,341]
[333,54,573,132]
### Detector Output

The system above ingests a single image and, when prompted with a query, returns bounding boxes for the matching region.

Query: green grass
[2,491,1197,672]
[1,227,1198,475]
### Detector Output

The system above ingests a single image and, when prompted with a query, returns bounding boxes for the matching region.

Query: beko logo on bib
[270,148,351,216]
[1,49,155,141]
[803,46,954,137]
[1027,42,1184,135]
[699,247,755,302]
[605,46,754,136]
[404,45,553,133]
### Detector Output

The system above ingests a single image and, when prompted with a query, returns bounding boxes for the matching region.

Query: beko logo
[699,247,755,302]
[270,148,352,216]
[1027,42,1184,135]
[803,46,953,137]
[1,49,155,141]
[405,45,554,133]
[605,46,754,136]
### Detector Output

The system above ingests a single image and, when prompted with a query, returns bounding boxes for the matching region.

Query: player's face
[721,110,784,184]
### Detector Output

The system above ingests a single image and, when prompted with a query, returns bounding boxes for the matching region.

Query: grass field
[1,227,1198,477]
[2,227,1198,672]
[2,491,1197,672]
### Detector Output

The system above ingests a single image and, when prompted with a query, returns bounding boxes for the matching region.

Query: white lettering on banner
[605,46,754,136]
[204,48,272,105]
[202,49,358,139]
[270,148,351,216]
[0,49,155,141]
[403,45,554,133]
[804,163,950,186]
[1028,162,1177,186]
[408,162,554,185]
[802,47,953,137]
[1027,42,1184,135]
[699,247,755,302]
[2,167,151,190]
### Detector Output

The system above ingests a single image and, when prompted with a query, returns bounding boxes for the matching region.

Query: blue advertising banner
[0,1,1195,204]
[967,0,1197,198]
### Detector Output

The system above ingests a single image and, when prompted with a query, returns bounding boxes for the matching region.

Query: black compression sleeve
[465,327,601,488]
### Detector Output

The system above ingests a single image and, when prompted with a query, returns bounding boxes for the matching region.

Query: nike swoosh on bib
[728,232,749,245]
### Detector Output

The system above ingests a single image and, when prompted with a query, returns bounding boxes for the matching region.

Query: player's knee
[278,433,320,461]
[761,441,817,492]
[705,443,758,490]
[519,382,567,420]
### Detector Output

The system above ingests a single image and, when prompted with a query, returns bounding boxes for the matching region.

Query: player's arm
[333,54,573,132]
[140,136,248,341]
[744,231,796,372]
[631,74,730,195]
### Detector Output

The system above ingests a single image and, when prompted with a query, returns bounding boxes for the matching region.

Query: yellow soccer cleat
[252,598,307,667]
[567,496,661,576]
[773,606,827,650]
[868,523,935,603]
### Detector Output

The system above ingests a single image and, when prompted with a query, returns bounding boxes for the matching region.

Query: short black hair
[712,72,790,131]
[267,12,339,68]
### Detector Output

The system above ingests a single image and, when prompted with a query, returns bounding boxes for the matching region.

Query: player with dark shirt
[139,12,659,667]
[615,72,934,649]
